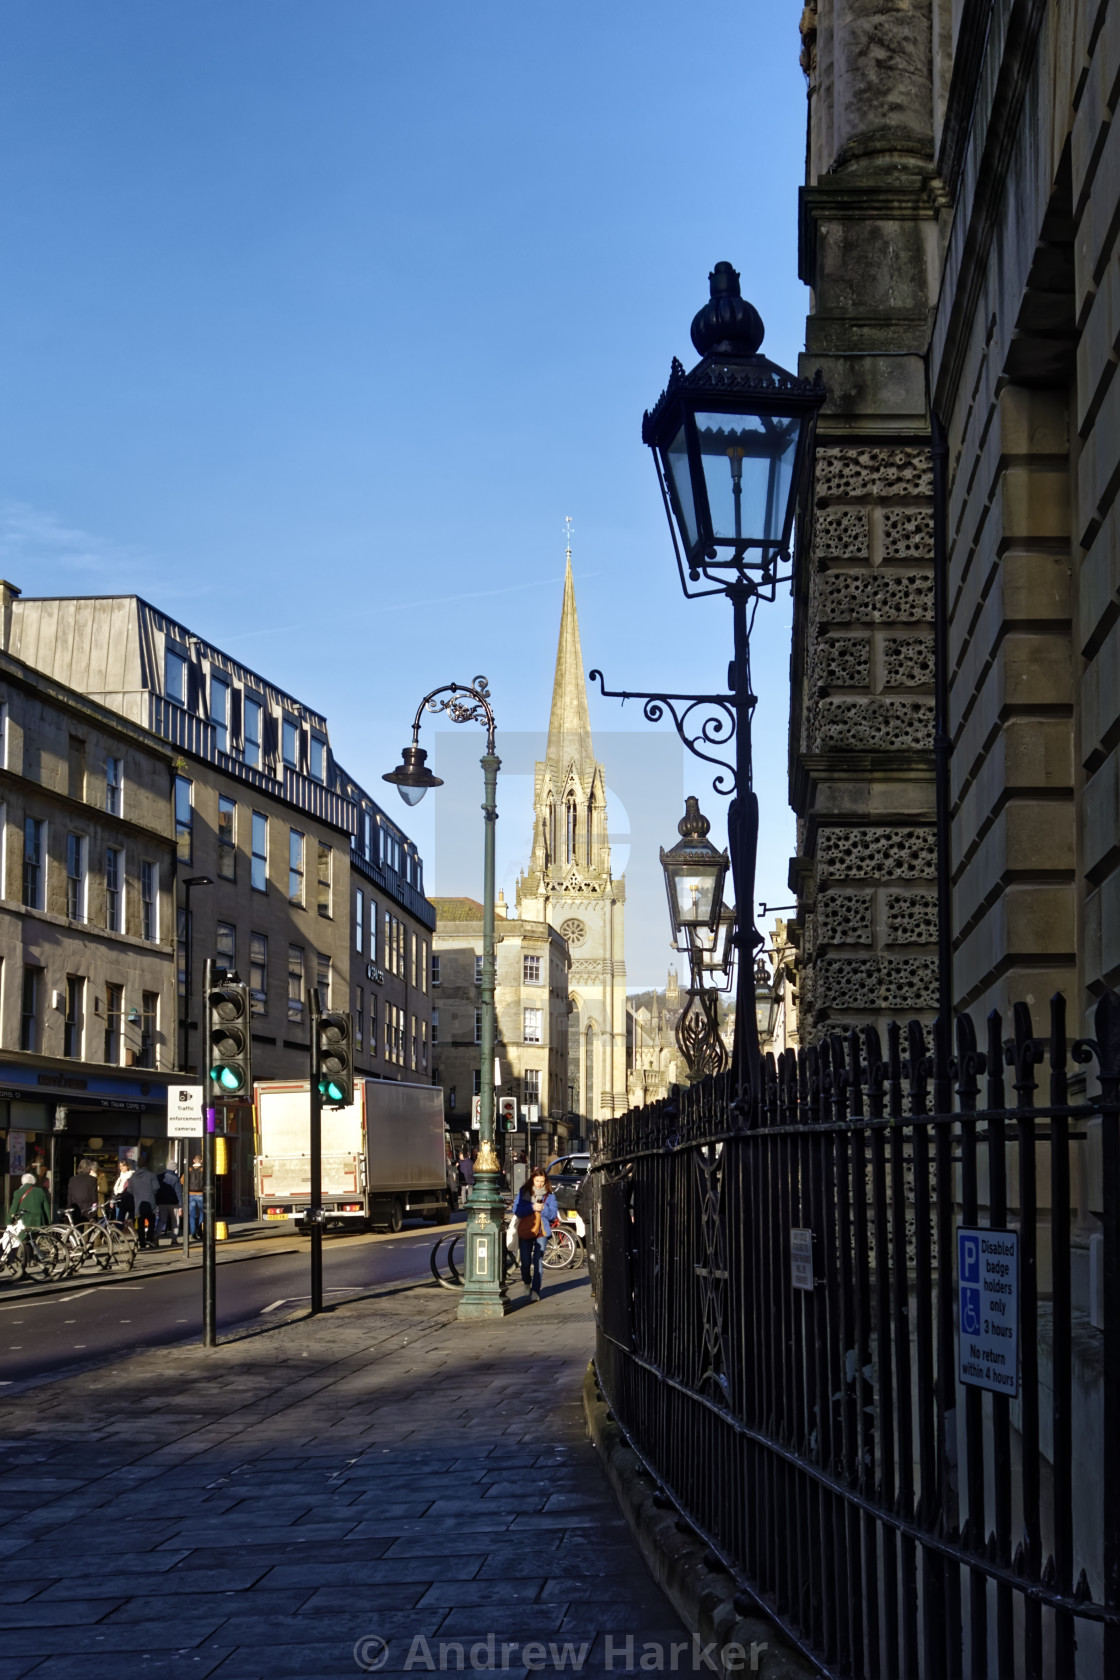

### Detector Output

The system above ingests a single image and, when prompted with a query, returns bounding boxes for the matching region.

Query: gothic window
[547,799,556,865]
[585,1023,595,1117]
[566,796,576,864]
[586,793,594,865]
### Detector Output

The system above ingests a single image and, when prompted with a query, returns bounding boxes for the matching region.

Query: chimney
[496,889,507,919]
[0,580,20,652]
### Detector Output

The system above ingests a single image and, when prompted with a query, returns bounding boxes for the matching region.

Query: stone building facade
[516,557,627,1120]
[0,642,178,1218]
[626,971,683,1109]
[6,587,434,1211]
[790,0,1117,1037]
[429,895,570,1158]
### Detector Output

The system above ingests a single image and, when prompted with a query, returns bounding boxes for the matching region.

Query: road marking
[259,1299,288,1314]
[56,1290,96,1303]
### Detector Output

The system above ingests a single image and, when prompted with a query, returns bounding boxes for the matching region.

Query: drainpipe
[930,411,953,1024]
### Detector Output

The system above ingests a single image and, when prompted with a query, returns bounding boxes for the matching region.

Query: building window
[370,897,378,962]
[421,1018,428,1072]
[104,981,123,1065]
[523,954,542,985]
[105,755,122,816]
[369,994,377,1057]
[216,921,236,972]
[175,776,192,864]
[421,940,428,994]
[23,817,43,909]
[310,736,326,783]
[211,675,230,753]
[474,1008,482,1044]
[244,697,262,768]
[431,1008,439,1045]
[64,976,84,1060]
[177,905,188,1000]
[141,860,158,940]
[282,717,299,768]
[218,797,236,880]
[362,809,372,860]
[165,646,187,705]
[473,1067,482,1097]
[474,953,483,985]
[317,951,331,1008]
[66,833,86,922]
[289,830,305,904]
[524,1068,541,1105]
[431,954,440,987]
[251,811,268,892]
[250,933,267,1015]
[411,1014,418,1071]
[317,843,332,918]
[139,991,158,1069]
[355,888,364,953]
[288,945,304,1024]
[355,986,364,1052]
[0,703,7,768]
[523,1007,543,1044]
[20,965,40,1052]
[105,847,123,933]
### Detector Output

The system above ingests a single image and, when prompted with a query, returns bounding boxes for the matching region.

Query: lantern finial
[677,795,711,841]
[690,262,765,357]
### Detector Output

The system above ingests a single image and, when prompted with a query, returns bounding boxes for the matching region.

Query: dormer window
[211,675,229,753]
[310,736,326,783]
[282,718,299,769]
[165,646,187,706]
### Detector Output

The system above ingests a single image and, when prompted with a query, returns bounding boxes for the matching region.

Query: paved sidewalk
[0,1272,700,1679]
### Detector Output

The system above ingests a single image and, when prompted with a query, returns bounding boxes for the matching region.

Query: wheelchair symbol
[961,1285,982,1335]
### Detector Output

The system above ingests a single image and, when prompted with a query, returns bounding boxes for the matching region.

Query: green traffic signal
[318,1079,344,1103]
[213,1065,244,1092]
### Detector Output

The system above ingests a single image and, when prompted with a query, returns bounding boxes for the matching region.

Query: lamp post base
[456,1169,510,1321]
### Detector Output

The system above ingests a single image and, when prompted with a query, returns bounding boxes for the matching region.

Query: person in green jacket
[8,1172,51,1227]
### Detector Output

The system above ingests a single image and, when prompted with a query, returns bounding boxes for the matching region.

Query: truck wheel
[387,1198,404,1234]
[433,1197,451,1226]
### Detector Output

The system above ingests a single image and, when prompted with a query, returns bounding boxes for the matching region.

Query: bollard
[215,1220,229,1242]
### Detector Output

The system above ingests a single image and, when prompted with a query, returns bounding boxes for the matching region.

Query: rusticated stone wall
[792,442,939,1038]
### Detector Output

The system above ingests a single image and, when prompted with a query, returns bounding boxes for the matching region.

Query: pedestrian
[66,1160,98,1221]
[126,1160,161,1249]
[187,1155,204,1238]
[457,1149,474,1205]
[156,1165,182,1244]
[113,1162,136,1226]
[513,1167,558,1303]
[7,1171,50,1229]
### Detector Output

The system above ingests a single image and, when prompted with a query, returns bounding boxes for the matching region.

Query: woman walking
[513,1167,558,1303]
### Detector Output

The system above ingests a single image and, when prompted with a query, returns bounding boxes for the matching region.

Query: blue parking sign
[957,1226,1019,1397]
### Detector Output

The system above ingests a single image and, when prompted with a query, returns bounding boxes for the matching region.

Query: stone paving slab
[0,1276,705,1676]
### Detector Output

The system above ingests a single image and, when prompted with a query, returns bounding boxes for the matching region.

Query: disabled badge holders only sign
[958,1226,1019,1397]
[167,1083,204,1139]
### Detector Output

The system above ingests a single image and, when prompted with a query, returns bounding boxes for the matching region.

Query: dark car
[546,1153,590,1213]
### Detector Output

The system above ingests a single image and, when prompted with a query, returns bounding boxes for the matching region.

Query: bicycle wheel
[543,1227,576,1269]
[108,1224,138,1271]
[85,1225,115,1270]
[23,1230,63,1282]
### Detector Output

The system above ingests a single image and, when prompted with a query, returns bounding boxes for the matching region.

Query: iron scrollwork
[413,675,496,754]
[588,669,741,800]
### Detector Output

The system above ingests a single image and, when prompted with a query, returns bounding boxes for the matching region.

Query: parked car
[546,1153,590,1212]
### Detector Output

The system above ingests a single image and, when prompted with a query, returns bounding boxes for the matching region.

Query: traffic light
[315,1011,353,1108]
[498,1097,517,1131]
[207,974,251,1098]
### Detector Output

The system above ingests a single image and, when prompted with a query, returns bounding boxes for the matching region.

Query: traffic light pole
[201,959,218,1348]
[308,986,323,1317]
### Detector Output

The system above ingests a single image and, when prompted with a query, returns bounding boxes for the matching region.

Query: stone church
[517,556,628,1122]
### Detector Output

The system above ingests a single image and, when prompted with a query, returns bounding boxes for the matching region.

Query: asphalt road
[0,1217,464,1389]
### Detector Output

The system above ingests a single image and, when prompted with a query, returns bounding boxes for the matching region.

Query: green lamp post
[384,676,510,1320]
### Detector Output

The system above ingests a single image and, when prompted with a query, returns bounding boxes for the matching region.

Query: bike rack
[429,1232,463,1290]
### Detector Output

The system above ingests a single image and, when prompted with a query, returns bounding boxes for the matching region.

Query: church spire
[545,521,594,784]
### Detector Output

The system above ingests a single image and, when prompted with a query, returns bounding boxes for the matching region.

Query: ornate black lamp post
[661,798,732,1080]
[593,262,823,1115]
[384,677,509,1320]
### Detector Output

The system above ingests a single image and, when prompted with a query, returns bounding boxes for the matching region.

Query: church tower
[517,535,627,1125]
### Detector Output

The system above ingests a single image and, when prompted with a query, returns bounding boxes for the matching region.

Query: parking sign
[958,1226,1019,1397]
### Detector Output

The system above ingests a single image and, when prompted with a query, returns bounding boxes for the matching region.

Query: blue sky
[0,2,810,988]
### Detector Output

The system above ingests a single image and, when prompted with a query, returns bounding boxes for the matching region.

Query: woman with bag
[513,1167,558,1303]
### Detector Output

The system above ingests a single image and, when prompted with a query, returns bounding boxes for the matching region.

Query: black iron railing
[591,993,1120,1679]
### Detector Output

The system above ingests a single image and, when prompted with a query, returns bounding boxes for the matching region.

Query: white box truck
[255,1078,454,1232]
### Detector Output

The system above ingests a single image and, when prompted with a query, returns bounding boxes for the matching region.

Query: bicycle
[0,1220,65,1282]
[542,1224,577,1269]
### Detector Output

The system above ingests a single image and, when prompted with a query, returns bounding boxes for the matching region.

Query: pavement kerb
[582,1361,819,1680]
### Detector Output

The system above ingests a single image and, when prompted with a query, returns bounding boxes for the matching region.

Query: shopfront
[0,1064,172,1220]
